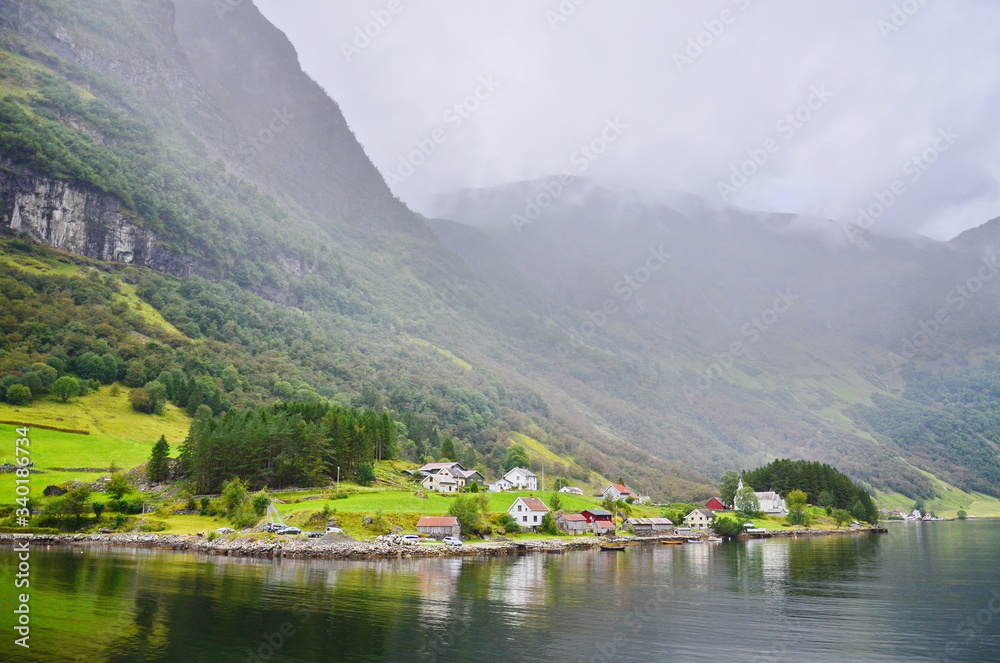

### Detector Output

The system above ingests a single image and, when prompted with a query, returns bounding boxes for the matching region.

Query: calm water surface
[2,520,998,662]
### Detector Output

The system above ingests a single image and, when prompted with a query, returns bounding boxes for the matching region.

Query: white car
[401,534,420,544]
[325,526,343,534]
[442,536,462,547]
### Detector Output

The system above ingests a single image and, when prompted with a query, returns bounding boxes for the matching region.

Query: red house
[705,497,726,511]
[581,508,614,524]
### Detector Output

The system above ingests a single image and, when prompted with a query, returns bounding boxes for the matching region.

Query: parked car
[401,534,420,544]
[325,526,343,534]
[442,536,462,547]
[276,527,301,535]
[264,523,283,532]
[305,531,323,538]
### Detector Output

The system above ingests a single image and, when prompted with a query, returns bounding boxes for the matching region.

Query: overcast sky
[255,0,1000,240]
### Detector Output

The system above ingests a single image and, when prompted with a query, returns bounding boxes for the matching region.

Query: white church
[739,478,788,516]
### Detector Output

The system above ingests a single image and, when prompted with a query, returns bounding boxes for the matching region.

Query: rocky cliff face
[0,160,210,277]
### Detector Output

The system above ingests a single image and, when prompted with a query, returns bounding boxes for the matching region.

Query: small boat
[686,538,705,544]
[661,539,685,545]
[706,537,723,543]
[600,543,626,551]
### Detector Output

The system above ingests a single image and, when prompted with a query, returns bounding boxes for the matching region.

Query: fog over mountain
[257,0,1000,241]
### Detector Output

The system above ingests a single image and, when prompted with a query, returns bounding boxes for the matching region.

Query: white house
[558,486,584,495]
[508,497,549,531]
[684,508,716,530]
[503,467,538,491]
[488,478,513,493]
[422,473,458,493]
[602,483,636,502]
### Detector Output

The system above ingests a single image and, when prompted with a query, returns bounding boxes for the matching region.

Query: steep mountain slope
[0,0,713,499]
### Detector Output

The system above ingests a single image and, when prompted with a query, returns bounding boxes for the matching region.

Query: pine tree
[147,435,171,483]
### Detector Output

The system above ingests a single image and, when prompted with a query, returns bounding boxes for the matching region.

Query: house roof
[512,497,549,512]
[583,508,613,517]
[417,516,459,527]
[505,466,537,478]
[626,517,674,525]
[458,469,484,479]
[705,497,726,510]
[607,483,633,494]
[593,520,616,529]
[755,491,783,501]
[686,508,716,519]
[559,513,588,522]
[419,462,464,472]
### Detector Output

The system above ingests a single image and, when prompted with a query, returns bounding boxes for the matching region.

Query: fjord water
[2,521,998,662]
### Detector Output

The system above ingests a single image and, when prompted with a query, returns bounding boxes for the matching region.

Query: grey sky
[254,0,1000,240]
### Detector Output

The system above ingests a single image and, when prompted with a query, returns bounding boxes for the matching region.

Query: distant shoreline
[0,527,887,560]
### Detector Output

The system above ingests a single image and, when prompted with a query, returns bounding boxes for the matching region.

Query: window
[533,515,538,523]
[522,516,528,523]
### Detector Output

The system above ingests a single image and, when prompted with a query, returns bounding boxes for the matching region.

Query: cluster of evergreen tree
[180,402,397,493]
[742,459,879,524]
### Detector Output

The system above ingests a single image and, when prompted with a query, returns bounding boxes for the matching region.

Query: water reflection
[1,524,997,663]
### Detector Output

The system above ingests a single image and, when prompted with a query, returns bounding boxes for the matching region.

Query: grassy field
[877,484,1000,518]
[0,386,189,501]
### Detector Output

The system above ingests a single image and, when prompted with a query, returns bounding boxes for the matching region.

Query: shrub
[106,472,132,499]
[496,513,520,534]
[6,384,31,405]
[832,509,852,527]
[109,496,145,514]
[52,376,81,402]
[540,512,560,535]
[251,489,271,517]
[957,510,968,520]
[711,517,745,538]
[357,463,376,486]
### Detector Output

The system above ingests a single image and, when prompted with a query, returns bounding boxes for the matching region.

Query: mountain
[0,0,713,499]
[1,0,998,503]
[430,180,1000,498]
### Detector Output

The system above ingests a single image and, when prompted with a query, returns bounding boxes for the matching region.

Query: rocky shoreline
[0,528,885,560]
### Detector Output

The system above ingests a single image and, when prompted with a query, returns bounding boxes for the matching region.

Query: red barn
[581,508,614,524]
[705,497,726,511]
